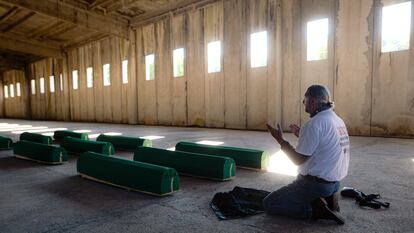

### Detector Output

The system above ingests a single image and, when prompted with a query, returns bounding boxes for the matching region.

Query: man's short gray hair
[305,85,334,110]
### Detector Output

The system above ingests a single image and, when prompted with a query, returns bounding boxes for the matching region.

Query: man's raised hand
[266,123,284,145]
[289,124,300,137]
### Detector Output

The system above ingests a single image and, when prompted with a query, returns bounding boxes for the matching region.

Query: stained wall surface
[1,0,413,137]
[1,70,29,118]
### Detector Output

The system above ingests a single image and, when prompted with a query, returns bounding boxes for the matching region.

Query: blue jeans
[262,175,340,219]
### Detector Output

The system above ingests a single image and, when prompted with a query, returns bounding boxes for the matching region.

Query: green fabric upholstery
[13,140,68,164]
[96,134,152,151]
[134,147,236,181]
[175,141,269,170]
[53,130,89,141]
[20,132,52,145]
[77,151,180,196]
[60,137,115,155]
[0,135,13,149]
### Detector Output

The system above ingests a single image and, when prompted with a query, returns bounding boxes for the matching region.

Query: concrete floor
[0,118,413,233]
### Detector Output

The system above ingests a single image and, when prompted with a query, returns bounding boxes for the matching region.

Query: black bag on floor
[211,186,270,220]
[340,187,390,209]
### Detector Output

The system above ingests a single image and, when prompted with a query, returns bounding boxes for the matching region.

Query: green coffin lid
[175,141,269,170]
[77,151,180,196]
[60,136,115,155]
[13,140,68,164]
[20,132,52,145]
[53,130,89,141]
[96,134,152,151]
[134,147,236,181]
[0,135,13,149]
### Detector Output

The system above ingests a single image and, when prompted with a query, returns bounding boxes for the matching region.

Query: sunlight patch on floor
[88,134,100,139]
[12,127,67,134]
[196,140,224,146]
[103,132,123,136]
[140,136,165,140]
[0,125,32,131]
[267,150,298,177]
[42,132,54,136]
[11,127,49,134]
[73,130,91,133]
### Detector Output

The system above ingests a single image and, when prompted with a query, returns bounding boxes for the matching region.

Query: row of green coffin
[134,147,236,181]
[0,135,13,149]
[60,136,152,154]
[20,130,152,153]
[175,141,269,170]
[11,135,150,164]
[54,130,89,141]
[78,152,180,196]
[60,137,115,155]
[77,147,236,195]
[12,135,266,195]
[14,140,68,164]
[20,132,53,144]
[96,134,152,151]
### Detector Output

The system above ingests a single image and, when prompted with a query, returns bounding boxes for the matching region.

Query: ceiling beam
[64,33,109,51]
[0,32,63,58]
[0,6,19,24]
[27,21,64,39]
[2,12,35,33]
[0,0,129,38]
[45,24,77,39]
[130,0,218,28]
[88,0,114,11]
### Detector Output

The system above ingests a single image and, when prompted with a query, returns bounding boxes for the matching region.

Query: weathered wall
[1,70,29,118]
[29,58,70,121]
[370,0,414,137]
[3,0,412,137]
[334,0,373,135]
[65,36,137,124]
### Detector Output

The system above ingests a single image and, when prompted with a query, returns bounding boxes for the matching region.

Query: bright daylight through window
[122,60,128,84]
[381,1,411,52]
[173,48,185,77]
[251,31,268,68]
[40,77,45,93]
[208,41,221,73]
[307,18,328,61]
[49,76,55,93]
[31,79,35,95]
[145,54,155,80]
[103,64,110,86]
[72,70,78,90]
[87,67,93,88]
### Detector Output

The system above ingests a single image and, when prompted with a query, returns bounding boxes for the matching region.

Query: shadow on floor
[0,156,45,171]
[37,175,169,209]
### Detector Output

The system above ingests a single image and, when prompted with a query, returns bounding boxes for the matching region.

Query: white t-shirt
[295,109,350,181]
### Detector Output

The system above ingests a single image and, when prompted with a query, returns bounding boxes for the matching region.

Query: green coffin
[77,151,180,196]
[13,140,68,164]
[60,137,115,155]
[175,141,269,170]
[0,135,13,149]
[96,134,152,151]
[54,130,89,141]
[134,147,236,181]
[20,132,52,144]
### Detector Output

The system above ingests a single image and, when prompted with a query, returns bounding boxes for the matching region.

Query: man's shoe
[324,192,340,212]
[311,197,345,225]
